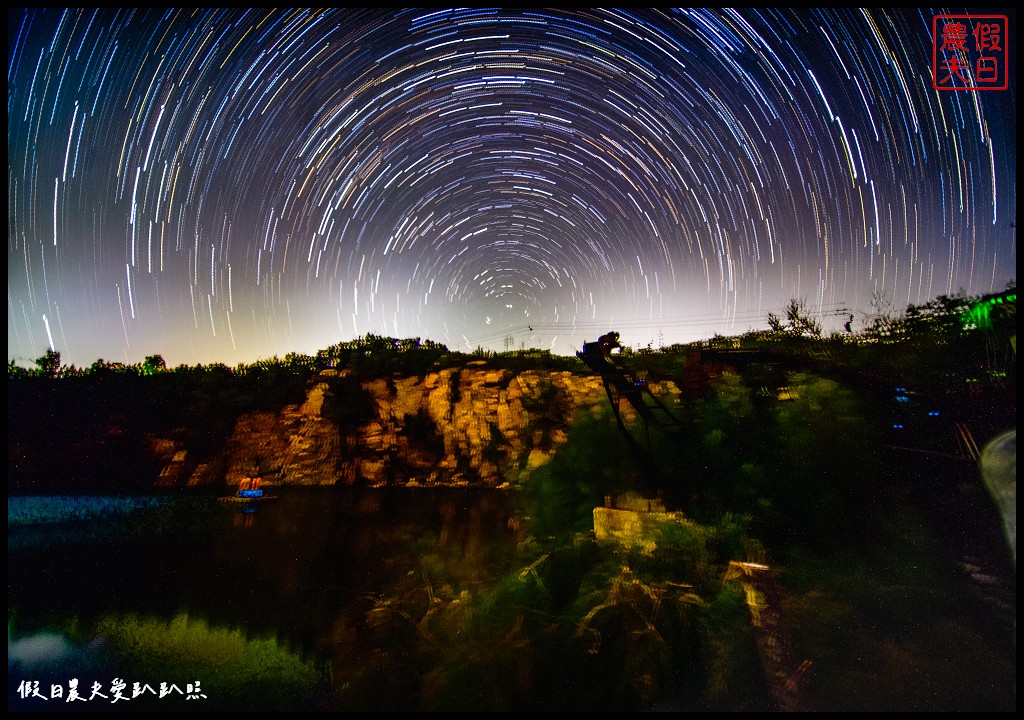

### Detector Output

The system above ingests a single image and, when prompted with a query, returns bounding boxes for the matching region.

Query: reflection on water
[8,488,520,711]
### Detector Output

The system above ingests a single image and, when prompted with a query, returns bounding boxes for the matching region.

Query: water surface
[8,487,519,711]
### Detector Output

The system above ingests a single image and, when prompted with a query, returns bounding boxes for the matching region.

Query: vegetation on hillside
[7,287,1015,495]
[311,347,1014,711]
[6,286,1016,711]
[9,285,1015,392]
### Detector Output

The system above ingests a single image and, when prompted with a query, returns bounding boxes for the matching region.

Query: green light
[960,301,992,330]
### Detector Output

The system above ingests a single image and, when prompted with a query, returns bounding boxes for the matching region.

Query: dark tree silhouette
[34,348,63,378]
[767,298,822,338]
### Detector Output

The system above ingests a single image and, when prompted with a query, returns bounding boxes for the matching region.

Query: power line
[461,302,858,348]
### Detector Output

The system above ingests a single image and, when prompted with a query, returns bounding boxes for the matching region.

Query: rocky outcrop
[6,362,676,493]
[198,365,622,489]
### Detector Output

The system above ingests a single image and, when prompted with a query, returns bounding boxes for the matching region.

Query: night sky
[7,8,1017,368]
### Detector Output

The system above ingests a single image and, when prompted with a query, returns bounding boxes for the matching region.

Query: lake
[8,488,521,712]
[7,468,1017,713]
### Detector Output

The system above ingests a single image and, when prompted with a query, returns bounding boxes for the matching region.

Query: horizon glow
[7,8,1016,368]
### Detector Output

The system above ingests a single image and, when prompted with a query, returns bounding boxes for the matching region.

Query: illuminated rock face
[212,368,613,488]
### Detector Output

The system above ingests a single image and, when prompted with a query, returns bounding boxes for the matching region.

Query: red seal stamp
[933,15,1009,90]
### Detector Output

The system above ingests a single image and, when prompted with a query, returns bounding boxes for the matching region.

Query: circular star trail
[7,8,1017,367]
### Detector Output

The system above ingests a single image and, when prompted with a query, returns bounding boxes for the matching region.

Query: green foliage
[677,366,883,549]
[635,515,753,593]
[93,612,326,711]
[521,406,627,542]
[566,564,705,710]
[320,518,732,712]
[8,359,30,379]
[141,354,167,374]
[860,290,1016,393]
[698,583,771,711]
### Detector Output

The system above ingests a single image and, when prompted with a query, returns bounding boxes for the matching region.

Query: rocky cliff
[156,365,635,490]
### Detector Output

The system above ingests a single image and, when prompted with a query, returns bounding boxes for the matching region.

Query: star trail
[7,8,1017,368]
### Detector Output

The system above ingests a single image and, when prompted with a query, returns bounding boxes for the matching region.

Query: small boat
[217,477,278,503]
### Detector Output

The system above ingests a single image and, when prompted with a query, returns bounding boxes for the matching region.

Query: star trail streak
[7,8,1016,367]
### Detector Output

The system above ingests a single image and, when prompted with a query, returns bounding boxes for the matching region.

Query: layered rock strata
[168,366,633,489]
